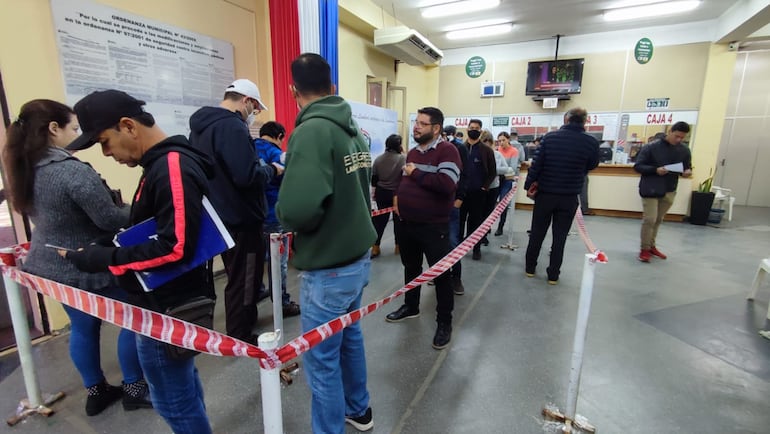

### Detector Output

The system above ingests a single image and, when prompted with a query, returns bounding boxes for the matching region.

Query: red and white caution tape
[370,207,395,217]
[1,189,515,367]
[573,208,608,263]
[274,185,517,363]
[0,265,281,369]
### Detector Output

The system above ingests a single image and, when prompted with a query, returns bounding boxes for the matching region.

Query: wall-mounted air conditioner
[374,26,443,66]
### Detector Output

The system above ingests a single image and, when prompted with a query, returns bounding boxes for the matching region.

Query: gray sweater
[372,150,406,191]
[22,148,129,291]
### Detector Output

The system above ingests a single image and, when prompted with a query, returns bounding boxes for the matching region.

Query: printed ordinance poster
[50,0,235,136]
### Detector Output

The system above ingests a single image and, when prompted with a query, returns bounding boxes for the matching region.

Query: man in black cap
[64,89,214,434]
[442,124,468,295]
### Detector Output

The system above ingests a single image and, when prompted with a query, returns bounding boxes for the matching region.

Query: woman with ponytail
[2,99,151,416]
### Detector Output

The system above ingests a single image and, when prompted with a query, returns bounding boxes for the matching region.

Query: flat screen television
[525,58,584,96]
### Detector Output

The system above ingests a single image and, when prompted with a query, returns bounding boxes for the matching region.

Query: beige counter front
[516,164,692,221]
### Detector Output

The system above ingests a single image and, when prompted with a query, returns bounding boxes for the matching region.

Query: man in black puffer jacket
[523,108,599,284]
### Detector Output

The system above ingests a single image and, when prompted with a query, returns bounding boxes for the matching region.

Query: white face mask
[246,112,257,127]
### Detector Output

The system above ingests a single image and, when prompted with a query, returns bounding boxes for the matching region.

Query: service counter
[516,164,692,221]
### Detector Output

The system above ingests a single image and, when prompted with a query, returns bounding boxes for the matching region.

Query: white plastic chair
[747,257,770,319]
[712,186,735,221]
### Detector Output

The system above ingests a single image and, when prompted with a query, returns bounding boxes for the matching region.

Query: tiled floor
[1,206,769,433]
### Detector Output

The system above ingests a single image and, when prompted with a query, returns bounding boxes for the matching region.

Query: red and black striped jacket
[111,135,216,311]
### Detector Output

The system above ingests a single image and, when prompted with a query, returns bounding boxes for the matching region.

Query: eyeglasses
[415,121,438,128]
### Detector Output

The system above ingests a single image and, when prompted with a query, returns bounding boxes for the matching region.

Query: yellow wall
[439,43,710,116]
[439,42,733,184]
[0,0,272,198]
[0,0,272,329]
[691,44,737,186]
[337,0,439,140]
[338,25,439,116]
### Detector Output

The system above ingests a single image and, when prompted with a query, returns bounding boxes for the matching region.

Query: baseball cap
[443,125,457,135]
[67,90,147,151]
[510,128,518,135]
[225,79,268,111]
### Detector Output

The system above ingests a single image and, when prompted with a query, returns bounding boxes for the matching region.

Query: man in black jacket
[633,122,692,262]
[189,79,282,343]
[524,108,599,284]
[65,90,213,433]
[461,119,496,261]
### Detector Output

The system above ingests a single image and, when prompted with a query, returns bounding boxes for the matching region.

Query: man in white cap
[189,79,282,344]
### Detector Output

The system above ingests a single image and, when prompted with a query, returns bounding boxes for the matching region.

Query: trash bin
[707,208,725,224]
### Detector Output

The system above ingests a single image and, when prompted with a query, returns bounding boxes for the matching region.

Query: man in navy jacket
[524,108,599,284]
[189,79,282,343]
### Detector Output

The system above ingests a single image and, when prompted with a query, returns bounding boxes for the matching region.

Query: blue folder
[113,196,235,292]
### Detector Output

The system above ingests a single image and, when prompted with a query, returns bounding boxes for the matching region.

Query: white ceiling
[367,0,749,50]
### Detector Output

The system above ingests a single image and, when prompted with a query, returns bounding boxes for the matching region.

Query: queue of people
[3,52,693,433]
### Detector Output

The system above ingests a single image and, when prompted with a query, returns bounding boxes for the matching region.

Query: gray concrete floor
[2,206,770,433]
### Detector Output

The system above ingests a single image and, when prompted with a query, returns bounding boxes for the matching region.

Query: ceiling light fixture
[603,0,701,22]
[443,18,512,32]
[446,23,513,40]
[422,0,500,19]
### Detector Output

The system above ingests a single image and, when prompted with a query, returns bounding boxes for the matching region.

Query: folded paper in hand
[663,162,684,173]
[114,197,235,292]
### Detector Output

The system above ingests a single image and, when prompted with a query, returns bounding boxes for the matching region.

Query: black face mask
[467,130,481,140]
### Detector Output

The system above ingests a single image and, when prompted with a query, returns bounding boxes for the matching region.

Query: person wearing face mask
[189,79,283,344]
[460,119,496,261]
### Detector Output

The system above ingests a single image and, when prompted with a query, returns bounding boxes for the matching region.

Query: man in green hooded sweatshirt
[276,53,376,434]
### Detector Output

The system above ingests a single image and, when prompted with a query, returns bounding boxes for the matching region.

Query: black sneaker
[472,250,481,260]
[385,305,419,322]
[86,381,123,416]
[494,228,504,236]
[345,407,373,431]
[432,323,452,350]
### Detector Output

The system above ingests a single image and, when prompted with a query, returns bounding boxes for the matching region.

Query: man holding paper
[634,121,692,263]
[63,90,214,433]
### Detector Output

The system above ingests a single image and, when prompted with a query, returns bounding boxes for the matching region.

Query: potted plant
[690,169,715,225]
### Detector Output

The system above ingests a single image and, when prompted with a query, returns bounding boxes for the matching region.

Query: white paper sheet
[663,162,684,173]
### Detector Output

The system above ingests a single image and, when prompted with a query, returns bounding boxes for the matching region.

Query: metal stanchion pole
[268,233,284,345]
[565,253,597,420]
[2,271,65,425]
[258,331,284,434]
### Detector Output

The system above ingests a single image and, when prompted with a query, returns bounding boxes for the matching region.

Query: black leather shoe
[282,301,301,317]
[432,323,452,349]
[385,305,419,322]
[481,237,489,246]
[472,250,481,260]
[494,228,504,236]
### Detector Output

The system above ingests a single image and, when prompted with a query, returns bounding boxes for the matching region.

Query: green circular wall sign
[635,38,653,64]
[465,56,486,78]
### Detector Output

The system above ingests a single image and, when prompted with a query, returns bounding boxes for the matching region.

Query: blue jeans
[63,286,142,387]
[300,253,371,434]
[136,335,211,434]
[263,222,290,305]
